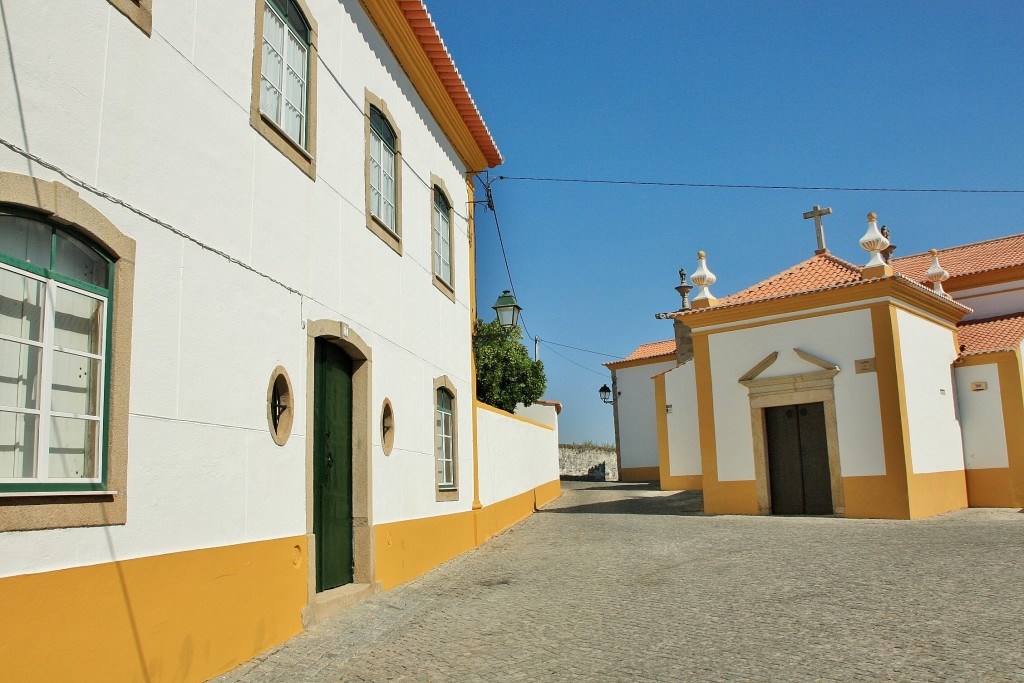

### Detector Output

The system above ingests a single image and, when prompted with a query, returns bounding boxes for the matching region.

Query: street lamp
[492,290,522,329]
[599,384,613,404]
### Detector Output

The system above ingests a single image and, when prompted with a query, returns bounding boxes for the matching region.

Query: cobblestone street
[217,482,1024,682]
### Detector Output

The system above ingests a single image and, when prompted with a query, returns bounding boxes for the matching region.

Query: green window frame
[433,186,452,286]
[369,106,398,231]
[435,388,454,489]
[0,207,114,493]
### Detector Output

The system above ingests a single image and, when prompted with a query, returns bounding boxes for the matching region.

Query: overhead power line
[496,175,1024,194]
[540,339,623,359]
[539,339,610,378]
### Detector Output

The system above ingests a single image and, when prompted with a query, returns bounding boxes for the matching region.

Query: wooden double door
[764,402,833,515]
[313,341,354,592]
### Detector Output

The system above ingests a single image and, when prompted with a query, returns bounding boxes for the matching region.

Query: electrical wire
[539,339,623,359]
[480,176,626,365]
[480,175,534,341]
[538,339,610,378]
[496,175,1024,194]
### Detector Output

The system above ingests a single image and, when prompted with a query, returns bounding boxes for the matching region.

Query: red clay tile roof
[605,339,676,367]
[957,313,1024,356]
[397,1,502,167]
[893,233,1024,283]
[717,253,863,306]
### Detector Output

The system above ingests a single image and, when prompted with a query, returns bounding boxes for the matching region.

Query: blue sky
[427,1,1024,444]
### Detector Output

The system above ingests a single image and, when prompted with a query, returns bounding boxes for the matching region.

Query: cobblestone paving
[216,482,1024,682]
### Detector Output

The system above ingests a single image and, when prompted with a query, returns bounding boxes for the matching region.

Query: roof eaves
[672,273,971,319]
[392,1,503,168]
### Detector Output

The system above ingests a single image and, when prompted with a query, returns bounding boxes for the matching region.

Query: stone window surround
[430,174,455,302]
[249,0,319,180]
[267,365,294,446]
[364,91,403,255]
[433,376,459,502]
[739,349,846,516]
[380,398,395,456]
[107,0,152,36]
[0,172,135,532]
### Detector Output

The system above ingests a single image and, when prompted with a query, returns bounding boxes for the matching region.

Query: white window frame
[260,0,308,148]
[0,261,107,485]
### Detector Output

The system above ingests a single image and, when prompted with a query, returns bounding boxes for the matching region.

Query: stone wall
[559,444,619,481]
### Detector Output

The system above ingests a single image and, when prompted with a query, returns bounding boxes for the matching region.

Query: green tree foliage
[473,319,547,413]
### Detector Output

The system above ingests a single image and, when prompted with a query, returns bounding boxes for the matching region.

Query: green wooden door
[313,341,354,591]
[765,402,832,515]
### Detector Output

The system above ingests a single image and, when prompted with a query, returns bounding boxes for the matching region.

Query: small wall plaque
[666,404,673,414]
[855,358,876,374]
[971,381,988,392]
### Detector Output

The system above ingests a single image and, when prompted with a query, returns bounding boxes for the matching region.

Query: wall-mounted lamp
[492,290,522,329]
[599,384,614,404]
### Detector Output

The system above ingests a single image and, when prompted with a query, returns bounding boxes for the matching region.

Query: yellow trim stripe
[475,401,556,431]
[685,278,965,331]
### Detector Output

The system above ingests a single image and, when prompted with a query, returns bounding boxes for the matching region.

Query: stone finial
[880,224,897,263]
[860,212,893,278]
[925,249,951,298]
[690,251,718,309]
[675,267,694,310]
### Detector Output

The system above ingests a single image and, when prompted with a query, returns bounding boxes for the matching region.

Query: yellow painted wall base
[619,466,660,482]
[966,467,1023,508]
[842,475,911,519]
[703,480,759,515]
[374,479,561,590]
[660,473,703,491]
[534,478,562,508]
[0,536,307,683]
[908,469,968,519]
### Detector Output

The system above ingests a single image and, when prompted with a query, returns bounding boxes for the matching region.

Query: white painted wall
[705,308,885,481]
[954,363,1008,470]
[663,361,701,477]
[614,359,676,470]
[476,406,560,507]
[896,310,965,474]
[951,280,1024,321]
[517,402,560,432]
[0,0,490,577]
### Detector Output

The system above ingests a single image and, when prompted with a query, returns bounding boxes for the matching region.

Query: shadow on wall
[559,444,618,481]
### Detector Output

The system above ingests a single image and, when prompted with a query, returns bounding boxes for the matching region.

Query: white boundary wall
[476,405,560,507]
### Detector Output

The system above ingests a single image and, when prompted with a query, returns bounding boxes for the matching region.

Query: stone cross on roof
[802,204,832,255]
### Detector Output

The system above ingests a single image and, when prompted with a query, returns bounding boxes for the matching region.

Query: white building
[0,1,559,680]
[651,213,1024,518]
[604,341,676,481]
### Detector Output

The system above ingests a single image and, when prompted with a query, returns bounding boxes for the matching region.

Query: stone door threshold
[301,582,381,628]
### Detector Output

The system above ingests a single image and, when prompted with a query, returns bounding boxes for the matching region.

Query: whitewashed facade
[0,2,559,681]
